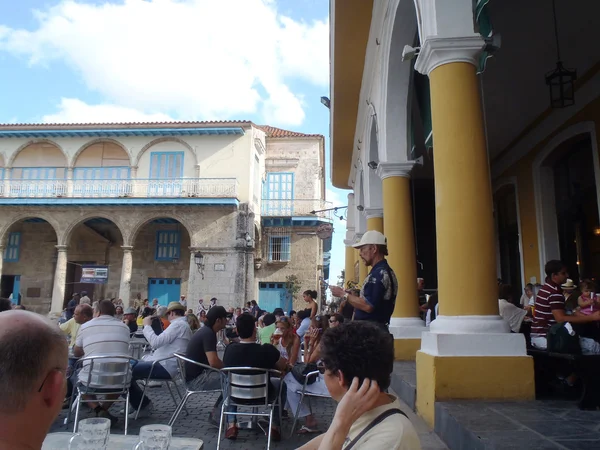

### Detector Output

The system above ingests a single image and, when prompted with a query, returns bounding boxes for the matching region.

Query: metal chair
[65,354,133,434]
[290,370,332,437]
[168,353,224,427]
[128,339,148,360]
[217,367,284,450]
[133,355,188,420]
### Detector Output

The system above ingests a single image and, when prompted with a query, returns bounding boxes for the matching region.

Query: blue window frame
[155,230,180,261]
[268,235,291,262]
[73,167,130,180]
[4,232,20,262]
[263,172,294,215]
[149,152,184,179]
[15,167,67,180]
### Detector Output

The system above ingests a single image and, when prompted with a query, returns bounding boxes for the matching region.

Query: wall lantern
[545,0,577,108]
[194,251,205,279]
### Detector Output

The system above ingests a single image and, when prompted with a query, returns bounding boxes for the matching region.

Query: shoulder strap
[344,408,407,450]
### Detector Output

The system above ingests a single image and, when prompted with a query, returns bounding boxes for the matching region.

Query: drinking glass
[68,418,111,450]
[134,424,172,450]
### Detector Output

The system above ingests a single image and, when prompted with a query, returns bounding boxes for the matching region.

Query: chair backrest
[78,354,132,390]
[173,352,221,387]
[222,367,280,407]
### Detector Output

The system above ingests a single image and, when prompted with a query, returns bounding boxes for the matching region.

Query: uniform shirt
[531,279,565,337]
[59,318,81,347]
[75,315,130,385]
[143,315,192,377]
[357,259,398,324]
[342,396,421,450]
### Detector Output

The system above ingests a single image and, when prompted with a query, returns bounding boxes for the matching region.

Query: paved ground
[50,382,447,449]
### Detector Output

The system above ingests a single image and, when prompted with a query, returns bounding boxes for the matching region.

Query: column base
[389,317,427,361]
[416,320,534,427]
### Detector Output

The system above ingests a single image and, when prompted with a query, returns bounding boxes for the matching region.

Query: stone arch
[379,0,418,162]
[8,139,68,168]
[135,137,197,167]
[61,213,128,247]
[0,213,61,246]
[128,213,195,247]
[533,121,600,280]
[71,138,132,168]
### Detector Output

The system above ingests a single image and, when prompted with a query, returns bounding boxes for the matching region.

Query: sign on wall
[81,265,109,284]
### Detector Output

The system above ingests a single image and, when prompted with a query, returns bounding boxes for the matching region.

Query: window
[73,167,130,180]
[269,235,291,262]
[263,172,294,215]
[4,232,20,262]
[155,231,180,261]
[149,152,184,179]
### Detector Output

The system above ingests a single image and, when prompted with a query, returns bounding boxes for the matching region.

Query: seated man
[298,321,421,450]
[185,305,228,423]
[61,304,93,403]
[222,313,288,441]
[73,299,130,424]
[258,313,276,344]
[128,301,192,417]
[0,310,68,450]
[122,307,139,336]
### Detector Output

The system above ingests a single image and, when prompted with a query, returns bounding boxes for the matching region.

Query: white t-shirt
[76,315,131,386]
[342,396,421,449]
[498,299,527,333]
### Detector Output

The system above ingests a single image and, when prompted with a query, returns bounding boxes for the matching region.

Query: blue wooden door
[258,282,286,313]
[148,278,181,306]
[262,173,294,215]
[11,275,20,305]
[149,152,184,196]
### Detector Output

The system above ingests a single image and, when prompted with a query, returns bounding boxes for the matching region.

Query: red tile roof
[0,120,253,130]
[259,125,323,139]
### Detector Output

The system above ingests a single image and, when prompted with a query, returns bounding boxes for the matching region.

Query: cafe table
[43,432,203,449]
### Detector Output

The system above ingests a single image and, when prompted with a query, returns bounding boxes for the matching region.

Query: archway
[10,140,68,196]
[494,180,524,302]
[132,217,192,307]
[534,123,600,281]
[65,217,126,304]
[0,216,60,312]
[73,139,131,181]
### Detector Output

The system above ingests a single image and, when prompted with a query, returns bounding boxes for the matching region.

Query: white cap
[352,230,387,248]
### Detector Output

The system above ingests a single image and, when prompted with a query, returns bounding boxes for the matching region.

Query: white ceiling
[483,0,600,161]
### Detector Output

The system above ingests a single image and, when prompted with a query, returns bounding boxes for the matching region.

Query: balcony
[261,199,333,221]
[0,177,239,205]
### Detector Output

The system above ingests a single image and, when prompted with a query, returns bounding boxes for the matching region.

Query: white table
[43,432,203,449]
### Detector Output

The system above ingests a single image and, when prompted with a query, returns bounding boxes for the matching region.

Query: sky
[0,0,348,285]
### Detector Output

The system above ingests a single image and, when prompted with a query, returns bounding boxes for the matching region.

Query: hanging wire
[551,0,561,61]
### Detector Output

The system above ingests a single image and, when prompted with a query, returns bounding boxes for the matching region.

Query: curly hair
[320,321,393,391]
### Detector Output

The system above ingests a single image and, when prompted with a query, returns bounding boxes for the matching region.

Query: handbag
[547,322,581,354]
[291,363,319,385]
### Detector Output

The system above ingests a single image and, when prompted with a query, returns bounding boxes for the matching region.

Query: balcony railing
[261,199,333,220]
[1,177,238,199]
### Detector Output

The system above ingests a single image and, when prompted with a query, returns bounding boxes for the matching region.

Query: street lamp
[194,251,205,280]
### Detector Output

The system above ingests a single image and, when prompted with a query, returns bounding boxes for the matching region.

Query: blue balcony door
[263,172,294,215]
[148,278,181,306]
[16,167,66,196]
[258,282,287,313]
[73,167,130,196]
[149,152,184,196]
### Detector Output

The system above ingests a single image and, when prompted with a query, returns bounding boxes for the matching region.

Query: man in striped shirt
[73,299,130,424]
[531,260,600,350]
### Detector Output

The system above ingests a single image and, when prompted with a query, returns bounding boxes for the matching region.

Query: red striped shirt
[531,280,565,337]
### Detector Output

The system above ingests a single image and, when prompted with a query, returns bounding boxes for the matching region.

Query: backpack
[547,322,581,354]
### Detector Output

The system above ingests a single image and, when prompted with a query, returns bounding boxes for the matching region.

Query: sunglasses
[278,317,290,323]
[38,367,67,392]
[328,319,338,324]
[316,362,326,374]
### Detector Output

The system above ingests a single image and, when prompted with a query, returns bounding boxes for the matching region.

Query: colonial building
[330,0,599,426]
[0,121,330,315]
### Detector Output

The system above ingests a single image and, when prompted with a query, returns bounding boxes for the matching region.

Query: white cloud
[42,98,173,123]
[0,0,328,126]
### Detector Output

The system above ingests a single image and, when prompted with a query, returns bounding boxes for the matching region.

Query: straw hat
[166,301,186,313]
[561,279,577,290]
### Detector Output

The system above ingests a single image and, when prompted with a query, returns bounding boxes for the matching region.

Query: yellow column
[366,217,383,233]
[357,249,368,285]
[376,165,424,360]
[344,245,355,287]
[414,46,533,427]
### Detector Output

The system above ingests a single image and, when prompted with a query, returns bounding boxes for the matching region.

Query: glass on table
[68,417,111,449]
[134,424,172,450]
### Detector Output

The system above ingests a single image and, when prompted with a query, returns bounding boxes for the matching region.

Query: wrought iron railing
[261,199,333,220]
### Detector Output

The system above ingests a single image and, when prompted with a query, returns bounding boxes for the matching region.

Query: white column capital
[363,207,383,219]
[55,245,68,252]
[376,162,415,180]
[415,35,484,76]
[121,246,134,253]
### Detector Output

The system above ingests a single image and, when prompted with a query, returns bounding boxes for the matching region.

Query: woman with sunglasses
[271,317,301,365]
[328,313,344,328]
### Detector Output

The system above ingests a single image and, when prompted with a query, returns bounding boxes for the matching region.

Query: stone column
[0,245,4,292]
[355,233,368,285]
[413,0,533,426]
[245,250,255,304]
[377,162,425,360]
[344,242,356,286]
[3,168,11,197]
[66,168,74,197]
[187,247,203,313]
[51,245,68,314]
[364,208,384,234]
[119,246,133,307]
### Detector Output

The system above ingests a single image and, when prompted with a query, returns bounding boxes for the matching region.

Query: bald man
[0,310,68,450]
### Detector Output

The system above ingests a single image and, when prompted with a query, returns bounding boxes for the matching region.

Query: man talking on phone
[330,231,398,332]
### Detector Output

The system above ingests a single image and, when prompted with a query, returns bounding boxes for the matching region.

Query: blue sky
[0,0,348,285]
